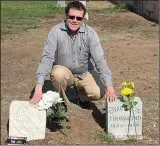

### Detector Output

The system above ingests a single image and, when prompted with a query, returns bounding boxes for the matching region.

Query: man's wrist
[35,84,43,91]
[105,85,113,89]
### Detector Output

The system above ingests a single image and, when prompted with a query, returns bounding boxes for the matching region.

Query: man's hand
[105,86,117,102]
[29,84,43,104]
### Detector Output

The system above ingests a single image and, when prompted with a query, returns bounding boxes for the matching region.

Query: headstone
[79,1,86,7]
[79,1,89,20]
[56,1,66,7]
[106,97,143,140]
[65,0,87,7]
[9,101,46,141]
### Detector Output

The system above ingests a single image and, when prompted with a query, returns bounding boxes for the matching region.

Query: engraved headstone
[9,101,46,141]
[106,97,143,140]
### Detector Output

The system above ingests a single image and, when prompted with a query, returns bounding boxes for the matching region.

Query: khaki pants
[50,65,105,102]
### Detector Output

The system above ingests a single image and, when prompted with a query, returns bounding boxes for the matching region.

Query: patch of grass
[90,131,119,144]
[97,20,158,38]
[88,3,129,14]
[153,54,158,56]
[1,1,64,36]
[127,24,158,38]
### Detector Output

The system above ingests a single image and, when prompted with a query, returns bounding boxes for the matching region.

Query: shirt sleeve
[36,28,58,85]
[88,27,113,87]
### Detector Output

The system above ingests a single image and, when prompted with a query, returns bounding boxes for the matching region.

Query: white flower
[46,91,63,105]
[37,99,45,107]
[35,91,64,110]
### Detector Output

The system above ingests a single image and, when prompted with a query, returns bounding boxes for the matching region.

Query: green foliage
[121,95,137,111]
[115,3,134,11]
[123,95,129,102]
[47,103,68,136]
[1,1,64,36]
[47,103,67,124]
[90,132,119,144]
[88,4,129,14]
[51,103,67,118]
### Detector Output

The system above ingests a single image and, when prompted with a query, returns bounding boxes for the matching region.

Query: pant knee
[89,91,102,100]
[51,67,64,82]
[51,65,75,86]
[80,88,102,101]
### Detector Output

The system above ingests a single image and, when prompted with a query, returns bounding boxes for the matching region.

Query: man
[30,1,117,108]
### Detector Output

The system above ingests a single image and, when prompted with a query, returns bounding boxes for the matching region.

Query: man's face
[66,8,84,32]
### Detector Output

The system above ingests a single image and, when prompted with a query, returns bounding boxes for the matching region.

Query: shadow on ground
[29,80,55,100]
[92,103,106,131]
[29,70,106,133]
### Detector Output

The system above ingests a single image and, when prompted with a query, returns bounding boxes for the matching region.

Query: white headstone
[79,1,89,20]
[79,1,86,7]
[106,97,143,140]
[9,101,46,141]
[56,1,66,7]
[65,0,87,7]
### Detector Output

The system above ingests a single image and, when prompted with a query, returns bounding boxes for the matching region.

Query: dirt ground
[1,1,159,145]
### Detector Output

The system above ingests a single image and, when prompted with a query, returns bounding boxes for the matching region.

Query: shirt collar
[60,20,85,33]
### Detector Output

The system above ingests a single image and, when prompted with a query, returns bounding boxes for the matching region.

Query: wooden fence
[108,0,159,23]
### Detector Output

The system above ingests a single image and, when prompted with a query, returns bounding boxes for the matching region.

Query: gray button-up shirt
[36,20,112,87]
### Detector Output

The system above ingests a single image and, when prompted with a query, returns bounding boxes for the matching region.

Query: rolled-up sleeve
[36,28,58,85]
[88,28,112,86]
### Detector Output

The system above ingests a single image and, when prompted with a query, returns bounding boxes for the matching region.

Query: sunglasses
[68,15,84,21]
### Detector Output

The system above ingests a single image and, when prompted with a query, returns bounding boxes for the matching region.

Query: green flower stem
[60,119,68,137]
[132,107,138,144]
[127,107,138,144]
[127,109,131,138]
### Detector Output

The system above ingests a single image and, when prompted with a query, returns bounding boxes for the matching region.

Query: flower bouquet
[120,81,139,141]
[36,91,68,135]
[120,81,138,111]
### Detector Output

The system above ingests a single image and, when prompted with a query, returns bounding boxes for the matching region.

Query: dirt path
[1,1,159,145]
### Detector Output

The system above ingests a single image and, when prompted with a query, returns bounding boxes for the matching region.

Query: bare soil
[1,1,159,145]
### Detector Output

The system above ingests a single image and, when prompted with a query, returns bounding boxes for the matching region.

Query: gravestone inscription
[106,97,143,140]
